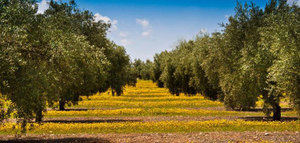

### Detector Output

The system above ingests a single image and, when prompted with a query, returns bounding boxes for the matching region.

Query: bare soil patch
[43,118,142,124]
[43,116,239,123]
[0,137,109,143]
[240,116,299,122]
[1,132,299,143]
[104,132,300,143]
[246,108,294,112]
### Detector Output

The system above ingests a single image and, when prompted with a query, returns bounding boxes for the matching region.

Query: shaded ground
[43,115,299,123]
[43,116,240,123]
[43,119,142,124]
[1,132,299,143]
[240,116,299,122]
[0,137,109,143]
[247,108,294,112]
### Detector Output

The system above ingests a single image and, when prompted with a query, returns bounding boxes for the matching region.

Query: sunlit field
[1,0,299,142]
[1,120,299,135]
[0,80,299,142]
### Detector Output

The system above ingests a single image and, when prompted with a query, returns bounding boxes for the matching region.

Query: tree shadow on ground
[246,108,294,112]
[0,137,110,143]
[240,116,298,122]
[62,108,89,111]
[42,119,142,123]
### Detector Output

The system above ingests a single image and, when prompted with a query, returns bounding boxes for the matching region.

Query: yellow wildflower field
[1,120,299,134]
[0,80,299,136]
[45,108,297,118]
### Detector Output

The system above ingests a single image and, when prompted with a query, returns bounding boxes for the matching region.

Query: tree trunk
[21,119,28,133]
[117,92,121,96]
[273,102,281,121]
[112,89,115,96]
[157,81,164,88]
[59,99,66,111]
[35,109,43,123]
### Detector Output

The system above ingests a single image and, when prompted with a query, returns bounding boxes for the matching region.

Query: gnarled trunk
[35,109,43,123]
[59,99,66,111]
[262,90,282,121]
[273,102,281,121]
[21,119,28,133]
[117,92,121,96]
[112,89,115,96]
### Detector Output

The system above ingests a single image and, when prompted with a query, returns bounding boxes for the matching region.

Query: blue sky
[38,0,299,61]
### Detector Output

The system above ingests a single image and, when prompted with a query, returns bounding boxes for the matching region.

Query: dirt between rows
[0,132,299,143]
[43,115,298,123]
[42,116,239,123]
[5,115,299,124]
[4,116,238,124]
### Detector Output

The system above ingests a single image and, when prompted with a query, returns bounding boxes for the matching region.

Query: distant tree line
[0,0,137,129]
[138,0,299,121]
[132,59,153,80]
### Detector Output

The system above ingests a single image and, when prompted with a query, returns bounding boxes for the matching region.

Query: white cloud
[136,19,149,29]
[94,13,118,31]
[287,0,300,6]
[120,39,131,46]
[110,20,118,31]
[37,2,120,31]
[37,0,49,14]
[136,18,152,37]
[119,32,128,37]
[142,30,151,36]
[94,13,110,23]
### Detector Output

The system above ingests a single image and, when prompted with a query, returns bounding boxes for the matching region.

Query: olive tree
[0,0,118,126]
[150,52,169,88]
[44,0,111,111]
[160,51,181,96]
[0,0,49,126]
[106,43,132,96]
[192,34,224,100]
[259,1,300,119]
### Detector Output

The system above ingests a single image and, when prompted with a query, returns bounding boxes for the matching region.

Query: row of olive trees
[0,0,137,127]
[132,59,153,80]
[148,0,299,121]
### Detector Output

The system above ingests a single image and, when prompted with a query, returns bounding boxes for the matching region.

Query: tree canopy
[0,0,137,128]
[0,0,298,129]
[148,0,299,120]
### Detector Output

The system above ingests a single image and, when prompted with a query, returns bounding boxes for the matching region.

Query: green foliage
[192,34,223,100]
[0,0,137,131]
[259,1,300,114]
[153,0,299,119]
[0,0,298,131]
[0,95,13,123]
[158,39,221,99]
[151,52,168,87]
[133,59,153,80]
[213,1,266,110]
[106,43,132,96]
[43,0,111,110]
[126,62,138,87]
[0,0,49,122]
[160,51,181,96]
